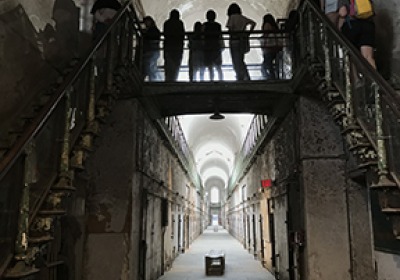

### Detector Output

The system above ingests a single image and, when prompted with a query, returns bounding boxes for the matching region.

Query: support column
[346,179,375,280]
[82,99,141,280]
[298,96,351,280]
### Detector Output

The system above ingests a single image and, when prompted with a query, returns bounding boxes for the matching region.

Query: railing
[0,2,142,275]
[160,117,202,190]
[228,115,274,191]
[140,30,295,82]
[300,0,400,184]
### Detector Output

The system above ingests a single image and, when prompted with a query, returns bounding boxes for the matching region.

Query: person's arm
[244,16,256,31]
[320,0,325,11]
[248,19,256,31]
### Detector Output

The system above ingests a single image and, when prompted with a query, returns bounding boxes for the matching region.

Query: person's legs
[216,64,223,81]
[359,20,376,69]
[164,52,174,81]
[360,46,376,69]
[208,65,214,81]
[326,12,339,27]
[166,50,183,81]
[262,51,275,79]
[148,51,160,81]
[230,42,242,80]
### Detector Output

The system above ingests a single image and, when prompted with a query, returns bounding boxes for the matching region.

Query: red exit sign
[261,179,272,188]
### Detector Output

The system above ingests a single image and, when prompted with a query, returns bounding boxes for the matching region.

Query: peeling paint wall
[227,93,378,280]
[374,0,400,83]
[73,99,203,280]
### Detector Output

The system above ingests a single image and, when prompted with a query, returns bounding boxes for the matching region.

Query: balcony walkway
[158,226,275,280]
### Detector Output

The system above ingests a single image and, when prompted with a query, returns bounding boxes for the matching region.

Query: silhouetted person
[163,9,185,81]
[142,16,161,81]
[226,3,256,81]
[285,10,299,33]
[203,9,224,81]
[261,14,280,79]
[90,0,121,39]
[188,22,205,81]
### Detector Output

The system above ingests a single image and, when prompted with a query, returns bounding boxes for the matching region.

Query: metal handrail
[0,3,142,275]
[301,0,400,116]
[300,0,400,183]
[0,2,138,181]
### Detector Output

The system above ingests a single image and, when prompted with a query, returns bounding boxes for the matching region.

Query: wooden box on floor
[205,250,225,276]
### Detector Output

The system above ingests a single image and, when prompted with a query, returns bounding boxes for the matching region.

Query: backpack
[350,0,374,19]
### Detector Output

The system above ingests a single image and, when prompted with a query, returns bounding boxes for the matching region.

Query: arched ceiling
[140,0,300,201]
[141,0,299,30]
[179,114,253,196]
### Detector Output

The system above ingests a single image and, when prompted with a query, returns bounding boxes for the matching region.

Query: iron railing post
[372,83,396,187]
[54,88,74,190]
[5,142,39,277]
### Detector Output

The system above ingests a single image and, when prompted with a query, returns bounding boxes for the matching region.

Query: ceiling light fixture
[209,111,225,120]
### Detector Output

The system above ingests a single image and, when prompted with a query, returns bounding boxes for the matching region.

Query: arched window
[210,187,220,203]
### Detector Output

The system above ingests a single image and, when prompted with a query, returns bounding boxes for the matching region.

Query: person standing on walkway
[188,21,205,81]
[260,14,280,79]
[203,9,224,81]
[226,3,256,81]
[163,9,185,81]
[142,16,161,81]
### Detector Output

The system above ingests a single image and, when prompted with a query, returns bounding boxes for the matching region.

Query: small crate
[205,250,225,276]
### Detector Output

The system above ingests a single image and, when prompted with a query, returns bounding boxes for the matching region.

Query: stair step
[341,125,362,134]
[349,143,371,151]
[327,99,344,108]
[29,234,54,244]
[381,208,400,214]
[4,266,40,278]
[45,260,64,268]
[333,111,346,120]
[370,178,398,189]
[38,209,66,216]
[357,161,377,169]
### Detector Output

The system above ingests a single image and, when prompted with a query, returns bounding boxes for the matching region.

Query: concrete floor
[158,226,276,280]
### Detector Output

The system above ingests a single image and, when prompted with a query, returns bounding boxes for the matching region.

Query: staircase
[299,0,400,240]
[1,0,399,278]
[0,2,145,278]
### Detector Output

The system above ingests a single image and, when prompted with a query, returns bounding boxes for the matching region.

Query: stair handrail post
[54,87,74,190]
[372,82,396,187]
[308,6,316,62]
[323,25,332,89]
[343,49,356,126]
[5,142,39,277]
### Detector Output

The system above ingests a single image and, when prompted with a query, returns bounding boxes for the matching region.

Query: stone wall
[374,0,400,83]
[64,99,203,280]
[227,92,378,280]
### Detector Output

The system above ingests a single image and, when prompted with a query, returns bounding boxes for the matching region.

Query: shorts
[341,19,375,48]
[325,0,347,14]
